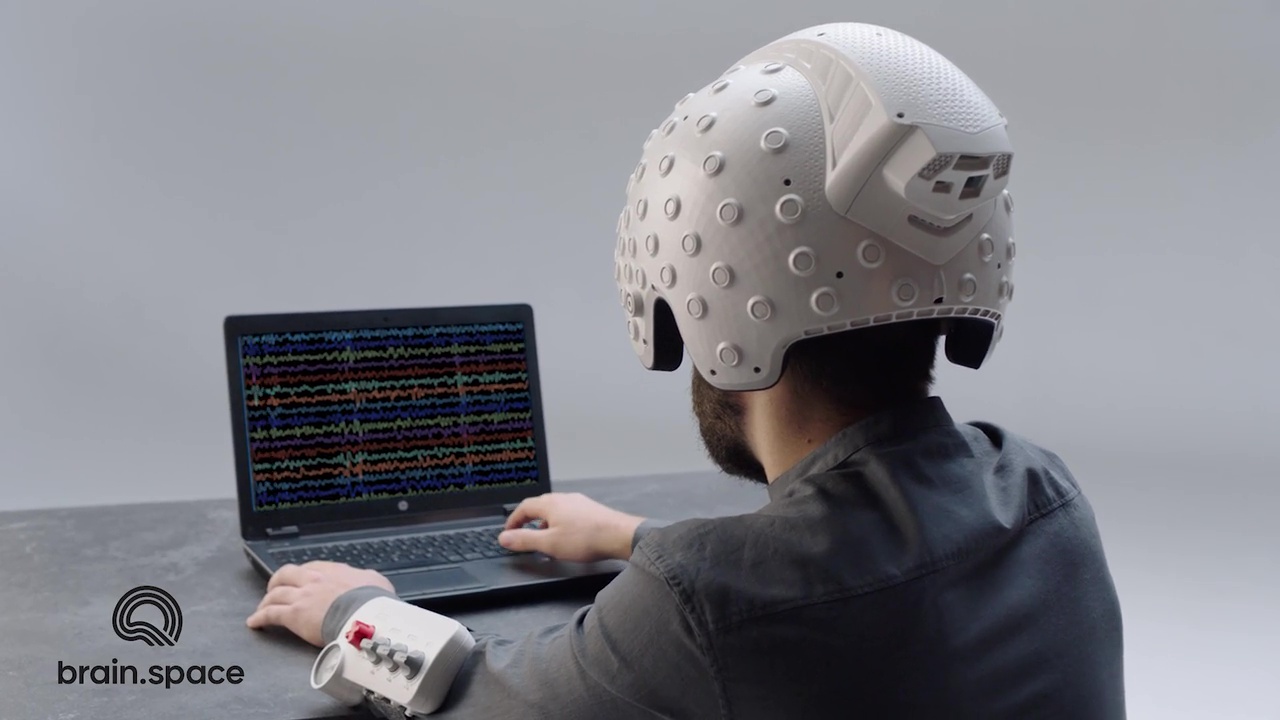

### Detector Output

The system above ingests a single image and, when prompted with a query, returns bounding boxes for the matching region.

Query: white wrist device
[310,596,475,716]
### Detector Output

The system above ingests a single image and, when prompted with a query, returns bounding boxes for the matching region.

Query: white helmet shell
[615,23,1016,391]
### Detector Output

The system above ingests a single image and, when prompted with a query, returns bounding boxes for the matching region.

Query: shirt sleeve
[322,543,720,720]
[631,518,673,552]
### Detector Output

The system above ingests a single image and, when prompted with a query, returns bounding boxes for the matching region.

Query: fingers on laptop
[504,494,553,530]
[498,528,546,553]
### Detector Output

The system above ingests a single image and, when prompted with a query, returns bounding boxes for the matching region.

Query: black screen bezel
[223,304,551,540]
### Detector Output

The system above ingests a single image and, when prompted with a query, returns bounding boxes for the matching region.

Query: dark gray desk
[1,471,764,720]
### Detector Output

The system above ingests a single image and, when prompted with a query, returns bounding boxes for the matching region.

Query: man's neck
[743,380,870,484]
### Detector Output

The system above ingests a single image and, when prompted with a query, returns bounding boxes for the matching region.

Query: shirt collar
[766,396,955,502]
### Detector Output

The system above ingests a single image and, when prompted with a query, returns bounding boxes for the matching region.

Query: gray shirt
[323,397,1125,719]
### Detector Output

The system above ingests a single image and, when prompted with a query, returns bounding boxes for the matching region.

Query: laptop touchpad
[391,567,486,596]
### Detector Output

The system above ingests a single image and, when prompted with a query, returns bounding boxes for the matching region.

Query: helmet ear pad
[943,318,997,370]
[650,296,685,372]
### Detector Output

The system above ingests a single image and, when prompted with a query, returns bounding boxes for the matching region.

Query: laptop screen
[234,320,542,514]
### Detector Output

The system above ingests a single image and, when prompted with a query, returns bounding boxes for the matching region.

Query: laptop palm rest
[390,566,486,596]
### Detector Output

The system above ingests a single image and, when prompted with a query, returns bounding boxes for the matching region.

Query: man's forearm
[315,521,716,719]
[322,518,674,644]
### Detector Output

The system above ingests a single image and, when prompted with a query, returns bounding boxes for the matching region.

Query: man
[248,22,1125,718]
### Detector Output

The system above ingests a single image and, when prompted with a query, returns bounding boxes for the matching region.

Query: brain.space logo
[112,585,183,646]
[57,584,246,689]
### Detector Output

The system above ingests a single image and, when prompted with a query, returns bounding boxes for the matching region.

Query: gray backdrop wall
[2,1,1276,718]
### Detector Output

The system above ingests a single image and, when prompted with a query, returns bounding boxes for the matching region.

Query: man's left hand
[246,561,395,647]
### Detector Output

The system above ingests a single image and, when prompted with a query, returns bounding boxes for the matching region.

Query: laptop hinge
[265,525,300,538]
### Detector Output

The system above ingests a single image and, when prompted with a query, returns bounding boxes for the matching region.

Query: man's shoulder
[630,422,1092,631]
[961,419,1072,464]
[955,419,1083,508]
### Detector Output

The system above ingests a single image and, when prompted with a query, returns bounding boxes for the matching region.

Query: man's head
[613,23,1014,476]
[691,319,942,483]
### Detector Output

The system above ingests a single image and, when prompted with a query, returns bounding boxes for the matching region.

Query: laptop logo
[112,585,184,646]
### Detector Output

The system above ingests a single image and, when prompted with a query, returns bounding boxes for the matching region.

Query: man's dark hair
[782,319,942,418]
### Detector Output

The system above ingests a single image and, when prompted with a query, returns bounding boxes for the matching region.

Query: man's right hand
[498,492,645,563]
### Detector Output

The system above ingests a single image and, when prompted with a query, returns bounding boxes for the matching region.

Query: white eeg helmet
[614,22,1016,391]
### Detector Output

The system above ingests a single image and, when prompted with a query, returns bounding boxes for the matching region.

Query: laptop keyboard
[268,525,519,572]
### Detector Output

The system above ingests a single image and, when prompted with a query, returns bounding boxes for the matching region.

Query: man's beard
[691,367,768,485]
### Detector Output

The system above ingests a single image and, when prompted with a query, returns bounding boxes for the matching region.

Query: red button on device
[345,620,375,648]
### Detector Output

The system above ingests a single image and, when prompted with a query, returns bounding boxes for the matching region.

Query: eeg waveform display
[237,322,540,511]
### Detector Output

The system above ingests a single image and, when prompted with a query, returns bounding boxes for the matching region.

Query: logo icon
[112,586,183,646]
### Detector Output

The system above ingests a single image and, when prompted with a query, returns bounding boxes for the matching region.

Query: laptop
[223,303,624,602]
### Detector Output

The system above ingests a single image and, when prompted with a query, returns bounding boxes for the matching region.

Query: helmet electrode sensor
[614,22,1015,391]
